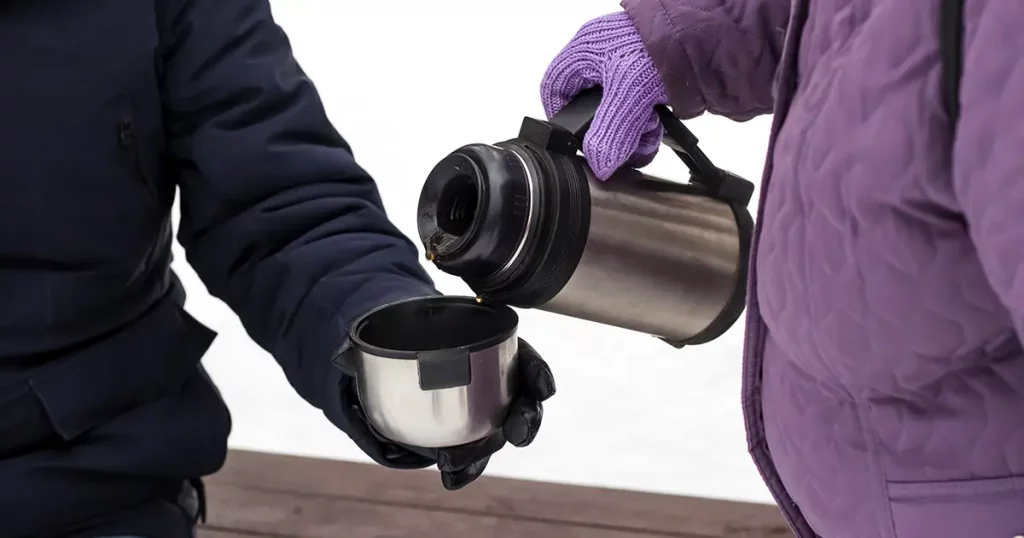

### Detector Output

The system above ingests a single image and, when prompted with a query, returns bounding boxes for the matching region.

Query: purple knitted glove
[541,12,668,180]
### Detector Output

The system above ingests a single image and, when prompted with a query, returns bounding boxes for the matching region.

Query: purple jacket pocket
[887,475,1024,537]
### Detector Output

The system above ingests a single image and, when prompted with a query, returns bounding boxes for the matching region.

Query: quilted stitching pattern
[622,0,787,120]
[623,0,1024,535]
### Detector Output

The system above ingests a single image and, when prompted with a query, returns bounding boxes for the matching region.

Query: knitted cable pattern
[540,12,668,179]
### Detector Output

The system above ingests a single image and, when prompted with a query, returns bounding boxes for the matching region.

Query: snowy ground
[174,0,777,505]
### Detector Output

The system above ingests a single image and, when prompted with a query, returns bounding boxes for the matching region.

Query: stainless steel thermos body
[540,166,743,342]
[416,88,754,347]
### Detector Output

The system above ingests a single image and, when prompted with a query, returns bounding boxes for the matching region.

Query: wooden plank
[198,529,277,538]
[207,450,792,538]
[203,482,702,538]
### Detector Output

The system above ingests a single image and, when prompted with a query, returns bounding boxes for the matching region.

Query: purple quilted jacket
[622,0,1024,536]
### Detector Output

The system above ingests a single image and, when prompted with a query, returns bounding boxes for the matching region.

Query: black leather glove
[335,338,554,490]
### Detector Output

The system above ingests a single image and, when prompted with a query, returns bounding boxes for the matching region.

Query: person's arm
[620,0,791,120]
[157,0,436,416]
[952,0,1024,340]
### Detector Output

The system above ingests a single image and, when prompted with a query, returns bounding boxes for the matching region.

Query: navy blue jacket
[0,0,436,535]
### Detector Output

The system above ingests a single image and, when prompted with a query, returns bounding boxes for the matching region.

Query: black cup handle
[535,86,755,207]
[416,349,473,391]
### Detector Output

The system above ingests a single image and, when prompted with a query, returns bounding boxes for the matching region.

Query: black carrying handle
[541,86,755,207]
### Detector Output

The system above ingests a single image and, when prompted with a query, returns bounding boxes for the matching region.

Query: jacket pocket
[887,476,1024,537]
[28,298,217,441]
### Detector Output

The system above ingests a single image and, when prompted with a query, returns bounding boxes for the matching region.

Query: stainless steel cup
[348,296,519,448]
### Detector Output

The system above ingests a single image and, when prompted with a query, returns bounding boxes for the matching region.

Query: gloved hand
[540,11,668,180]
[336,339,555,490]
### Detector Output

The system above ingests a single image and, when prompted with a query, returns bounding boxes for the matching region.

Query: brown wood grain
[203,449,791,538]
[197,529,278,538]
[204,483,704,538]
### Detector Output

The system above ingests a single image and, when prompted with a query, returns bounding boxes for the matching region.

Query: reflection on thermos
[416,88,755,348]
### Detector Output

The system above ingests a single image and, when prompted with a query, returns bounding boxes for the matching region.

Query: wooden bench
[198,450,792,537]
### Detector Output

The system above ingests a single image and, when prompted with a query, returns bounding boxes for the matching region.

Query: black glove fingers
[436,432,505,473]
[441,456,491,491]
[503,396,543,448]
[517,339,556,402]
[342,339,554,491]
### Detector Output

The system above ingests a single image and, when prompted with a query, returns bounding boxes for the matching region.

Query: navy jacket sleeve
[157,0,437,417]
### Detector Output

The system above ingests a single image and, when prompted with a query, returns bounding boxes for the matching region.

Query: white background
[174,0,777,504]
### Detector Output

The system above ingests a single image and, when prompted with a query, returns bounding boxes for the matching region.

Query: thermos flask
[415,87,755,348]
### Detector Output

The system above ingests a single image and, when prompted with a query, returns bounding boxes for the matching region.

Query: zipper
[117,96,159,200]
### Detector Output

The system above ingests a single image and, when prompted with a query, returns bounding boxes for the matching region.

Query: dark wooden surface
[198,449,792,538]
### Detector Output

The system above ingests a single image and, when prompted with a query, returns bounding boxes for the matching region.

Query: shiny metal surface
[498,145,538,275]
[354,336,518,448]
[542,167,742,342]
